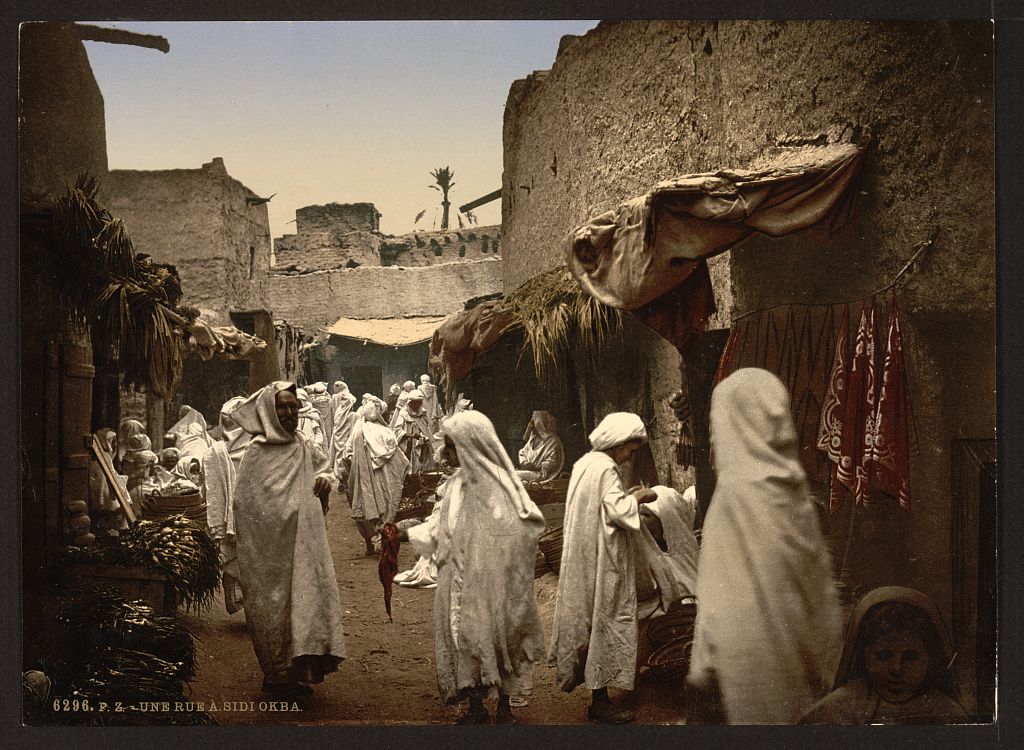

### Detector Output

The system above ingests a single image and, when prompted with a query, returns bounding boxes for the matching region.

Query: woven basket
[537,526,564,575]
[647,638,693,683]
[395,501,430,523]
[142,491,206,522]
[647,601,697,650]
[526,475,570,507]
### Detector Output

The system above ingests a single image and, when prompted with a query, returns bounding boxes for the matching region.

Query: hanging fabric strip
[855,302,880,504]
[867,291,912,511]
[817,303,851,512]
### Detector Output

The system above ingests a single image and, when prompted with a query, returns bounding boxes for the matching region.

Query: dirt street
[180,489,686,726]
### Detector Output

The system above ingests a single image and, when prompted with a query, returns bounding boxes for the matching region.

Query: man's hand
[633,488,658,505]
[314,477,331,515]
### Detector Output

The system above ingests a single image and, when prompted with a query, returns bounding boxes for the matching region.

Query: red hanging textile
[816,304,851,512]
[378,523,401,622]
[867,292,912,511]
[836,302,879,506]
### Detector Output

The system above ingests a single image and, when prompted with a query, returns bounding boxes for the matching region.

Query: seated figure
[516,410,565,484]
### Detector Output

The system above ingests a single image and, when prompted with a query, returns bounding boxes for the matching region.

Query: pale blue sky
[81,21,599,238]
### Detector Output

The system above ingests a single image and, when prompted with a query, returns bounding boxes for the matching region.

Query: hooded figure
[384,383,402,423]
[549,412,657,724]
[168,405,213,460]
[634,485,700,620]
[687,368,842,724]
[418,374,444,434]
[296,388,326,453]
[116,419,146,470]
[345,401,411,554]
[392,388,434,473]
[203,395,249,615]
[357,392,387,418]
[405,410,546,724]
[309,382,335,456]
[390,380,417,428]
[232,382,345,695]
[516,410,566,484]
[330,383,359,483]
[800,587,967,725]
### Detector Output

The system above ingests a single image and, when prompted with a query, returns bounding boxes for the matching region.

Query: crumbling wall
[100,158,273,324]
[500,19,994,688]
[267,258,504,332]
[273,216,501,273]
[381,226,501,268]
[296,202,380,234]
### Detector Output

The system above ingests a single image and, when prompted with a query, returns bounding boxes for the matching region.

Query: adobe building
[491,20,993,716]
[273,201,501,272]
[269,203,504,398]
[100,158,279,423]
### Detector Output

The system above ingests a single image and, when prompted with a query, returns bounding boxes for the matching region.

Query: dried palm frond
[48,174,186,397]
[505,266,622,380]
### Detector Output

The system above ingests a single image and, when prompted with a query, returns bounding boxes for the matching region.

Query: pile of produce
[63,516,220,612]
[29,585,214,726]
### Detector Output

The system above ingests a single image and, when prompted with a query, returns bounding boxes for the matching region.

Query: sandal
[587,703,635,724]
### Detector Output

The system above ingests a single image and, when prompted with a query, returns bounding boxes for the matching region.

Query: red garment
[633,260,717,349]
[836,303,878,506]
[378,523,401,622]
[867,293,912,511]
[816,305,851,512]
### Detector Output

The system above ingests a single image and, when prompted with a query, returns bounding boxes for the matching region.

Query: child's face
[864,629,929,703]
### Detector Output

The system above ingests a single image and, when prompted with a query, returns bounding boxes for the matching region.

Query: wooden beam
[458,189,502,214]
[74,23,170,53]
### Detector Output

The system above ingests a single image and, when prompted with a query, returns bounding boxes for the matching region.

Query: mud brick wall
[500,20,994,702]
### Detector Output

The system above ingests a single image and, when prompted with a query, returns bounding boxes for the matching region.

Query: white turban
[588,412,647,451]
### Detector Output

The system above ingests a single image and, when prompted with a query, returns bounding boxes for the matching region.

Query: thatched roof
[505,265,622,379]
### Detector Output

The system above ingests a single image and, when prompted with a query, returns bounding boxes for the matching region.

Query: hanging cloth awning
[428,300,515,391]
[323,316,448,347]
[565,141,868,313]
[187,318,268,361]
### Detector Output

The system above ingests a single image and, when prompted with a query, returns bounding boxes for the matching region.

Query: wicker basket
[537,526,564,575]
[525,475,570,507]
[395,500,431,523]
[141,491,206,523]
[647,601,697,650]
[647,638,693,683]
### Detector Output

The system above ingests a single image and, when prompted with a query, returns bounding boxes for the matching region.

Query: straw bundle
[505,266,622,379]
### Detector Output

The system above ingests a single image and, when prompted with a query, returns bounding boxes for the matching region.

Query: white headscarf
[402,380,416,392]
[403,388,426,417]
[438,411,545,563]
[230,381,298,446]
[588,412,647,451]
[689,368,841,724]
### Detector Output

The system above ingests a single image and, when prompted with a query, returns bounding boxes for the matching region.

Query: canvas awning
[188,319,268,361]
[428,301,515,393]
[566,140,868,312]
[323,316,447,346]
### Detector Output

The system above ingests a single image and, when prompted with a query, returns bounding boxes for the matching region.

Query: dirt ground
[179,488,687,726]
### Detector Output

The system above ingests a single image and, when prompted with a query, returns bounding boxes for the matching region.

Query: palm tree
[429,166,455,230]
